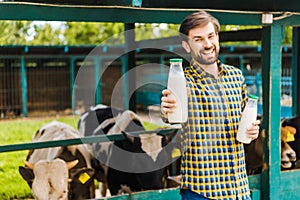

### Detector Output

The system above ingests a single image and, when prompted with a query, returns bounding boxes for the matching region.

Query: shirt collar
[190,59,227,79]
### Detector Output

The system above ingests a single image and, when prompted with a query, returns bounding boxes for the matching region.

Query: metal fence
[0,46,294,118]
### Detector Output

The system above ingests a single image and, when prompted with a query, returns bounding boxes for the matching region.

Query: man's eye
[194,39,202,43]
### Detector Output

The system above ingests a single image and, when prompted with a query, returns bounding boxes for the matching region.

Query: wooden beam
[0,2,262,25]
[220,29,262,42]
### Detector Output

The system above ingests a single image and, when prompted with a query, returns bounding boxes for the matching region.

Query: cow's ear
[122,131,135,143]
[19,166,34,187]
[281,125,297,142]
[285,125,297,135]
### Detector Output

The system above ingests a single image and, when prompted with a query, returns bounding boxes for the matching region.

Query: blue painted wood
[292,27,300,116]
[261,25,282,200]
[251,189,261,200]
[280,170,300,199]
[70,57,76,114]
[20,56,28,117]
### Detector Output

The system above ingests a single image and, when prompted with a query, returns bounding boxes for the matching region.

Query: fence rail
[0,127,180,153]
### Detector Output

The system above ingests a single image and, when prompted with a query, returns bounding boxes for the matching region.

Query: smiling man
[161,10,261,200]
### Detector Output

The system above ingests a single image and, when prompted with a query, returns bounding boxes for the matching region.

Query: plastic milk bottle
[167,58,188,123]
[237,94,259,144]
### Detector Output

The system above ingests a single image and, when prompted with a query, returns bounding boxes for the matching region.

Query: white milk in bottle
[167,58,188,123]
[237,95,259,144]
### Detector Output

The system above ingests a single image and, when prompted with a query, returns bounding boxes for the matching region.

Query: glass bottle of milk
[237,94,259,144]
[167,58,188,123]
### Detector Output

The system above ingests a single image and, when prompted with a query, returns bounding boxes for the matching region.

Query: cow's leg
[99,182,108,197]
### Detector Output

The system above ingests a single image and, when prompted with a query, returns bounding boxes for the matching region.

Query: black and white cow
[19,121,96,200]
[78,104,179,196]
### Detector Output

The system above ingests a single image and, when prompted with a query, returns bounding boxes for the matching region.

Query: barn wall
[0,46,294,118]
[0,58,22,117]
[26,58,71,113]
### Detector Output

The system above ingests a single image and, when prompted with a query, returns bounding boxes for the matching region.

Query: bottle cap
[170,58,183,63]
[249,94,259,100]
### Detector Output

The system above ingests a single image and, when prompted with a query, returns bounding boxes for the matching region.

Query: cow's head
[245,117,298,174]
[280,123,297,169]
[19,121,96,200]
[19,150,95,200]
[19,159,78,200]
[281,116,300,169]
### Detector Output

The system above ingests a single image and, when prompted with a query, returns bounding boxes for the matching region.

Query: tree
[63,22,124,45]
[135,23,180,41]
[28,23,64,45]
[0,21,31,45]
[282,26,292,45]
[0,21,294,46]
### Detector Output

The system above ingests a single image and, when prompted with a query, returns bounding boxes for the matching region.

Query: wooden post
[292,27,300,116]
[261,24,283,200]
[20,56,27,117]
[70,57,76,114]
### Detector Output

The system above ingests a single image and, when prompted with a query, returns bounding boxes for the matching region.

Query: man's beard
[194,47,219,65]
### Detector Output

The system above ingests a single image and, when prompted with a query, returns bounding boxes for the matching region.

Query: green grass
[0,115,80,199]
[0,115,161,199]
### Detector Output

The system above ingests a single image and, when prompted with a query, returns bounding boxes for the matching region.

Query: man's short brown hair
[179,10,220,41]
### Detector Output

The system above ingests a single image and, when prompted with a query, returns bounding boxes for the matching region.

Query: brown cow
[281,116,300,168]
[244,119,297,175]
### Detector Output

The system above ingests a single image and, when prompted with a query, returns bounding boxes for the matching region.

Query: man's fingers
[162,89,171,96]
[161,90,176,116]
[161,96,176,104]
[252,120,261,126]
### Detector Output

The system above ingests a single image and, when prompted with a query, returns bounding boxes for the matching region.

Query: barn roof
[0,1,300,25]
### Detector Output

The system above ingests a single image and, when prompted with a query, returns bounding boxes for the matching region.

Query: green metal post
[121,56,129,110]
[255,72,261,98]
[70,57,75,114]
[292,27,300,116]
[124,23,136,111]
[251,189,261,200]
[95,57,101,105]
[261,25,282,200]
[160,55,165,75]
[20,56,27,117]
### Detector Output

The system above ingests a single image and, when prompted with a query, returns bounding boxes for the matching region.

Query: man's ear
[182,41,191,53]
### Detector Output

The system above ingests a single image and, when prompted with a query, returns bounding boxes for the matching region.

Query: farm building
[1,0,300,200]
[0,44,294,118]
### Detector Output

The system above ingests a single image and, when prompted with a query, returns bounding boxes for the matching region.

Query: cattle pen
[1,1,300,200]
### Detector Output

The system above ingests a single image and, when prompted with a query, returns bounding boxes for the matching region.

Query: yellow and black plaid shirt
[181,60,250,200]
